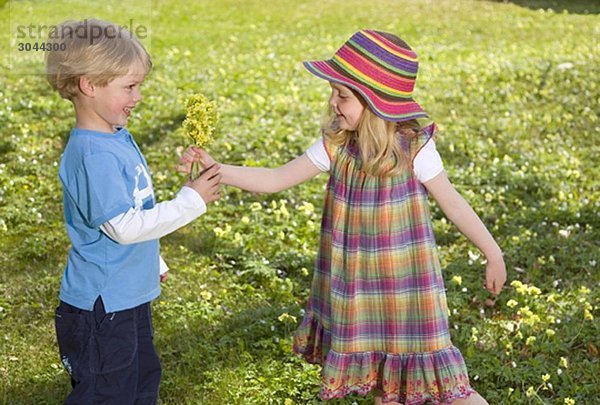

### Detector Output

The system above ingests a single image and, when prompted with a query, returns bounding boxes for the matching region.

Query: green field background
[0,0,598,403]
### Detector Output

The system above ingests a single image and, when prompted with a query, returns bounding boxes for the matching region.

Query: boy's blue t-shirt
[58,127,160,313]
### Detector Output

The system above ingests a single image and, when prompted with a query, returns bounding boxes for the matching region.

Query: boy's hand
[177,147,218,174]
[160,271,169,283]
[185,163,221,204]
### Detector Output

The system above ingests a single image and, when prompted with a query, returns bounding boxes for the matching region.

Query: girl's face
[329,83,365,131]
[86,61,147,133]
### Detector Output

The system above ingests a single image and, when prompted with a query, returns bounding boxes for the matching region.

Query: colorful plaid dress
[293,125,475,404]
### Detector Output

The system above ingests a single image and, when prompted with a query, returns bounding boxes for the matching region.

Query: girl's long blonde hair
[324,103,424,177]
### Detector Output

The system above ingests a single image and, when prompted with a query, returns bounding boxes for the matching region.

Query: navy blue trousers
[55,298,162,404]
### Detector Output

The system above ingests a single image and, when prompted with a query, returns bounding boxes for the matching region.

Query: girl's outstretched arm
[423,171,507,295]
[179,147,322,193]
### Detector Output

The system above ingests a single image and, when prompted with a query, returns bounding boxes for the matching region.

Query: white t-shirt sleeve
[413,140,444,183]
[305,137,444,182]
[305,138,330,172]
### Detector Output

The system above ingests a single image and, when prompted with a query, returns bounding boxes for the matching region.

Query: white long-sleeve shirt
[100,186,206,274]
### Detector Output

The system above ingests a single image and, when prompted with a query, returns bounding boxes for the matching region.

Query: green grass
[0,0,598,404]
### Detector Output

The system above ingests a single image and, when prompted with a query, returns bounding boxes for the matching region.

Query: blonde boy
[46,19,220,404]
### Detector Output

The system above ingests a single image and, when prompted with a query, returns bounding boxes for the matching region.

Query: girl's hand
[176,146,196,174]
[485,255,507,295]
[160,271,169,283]
[194,147,218,169]
[176,146,218,174]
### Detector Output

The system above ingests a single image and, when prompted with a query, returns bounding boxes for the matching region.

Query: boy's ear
[79,76,96,97]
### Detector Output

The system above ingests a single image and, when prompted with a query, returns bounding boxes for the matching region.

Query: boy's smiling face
[82,61,148,133]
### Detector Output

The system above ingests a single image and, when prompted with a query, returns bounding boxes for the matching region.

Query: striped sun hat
[304,30,427,122]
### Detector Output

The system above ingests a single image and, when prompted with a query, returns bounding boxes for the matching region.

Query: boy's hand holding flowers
[181,93,219,179]
[185,163,221,204]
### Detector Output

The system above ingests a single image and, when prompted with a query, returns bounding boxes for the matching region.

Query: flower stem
[190,161,201,181]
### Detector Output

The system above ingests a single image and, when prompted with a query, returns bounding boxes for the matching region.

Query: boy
[46,19,219,404]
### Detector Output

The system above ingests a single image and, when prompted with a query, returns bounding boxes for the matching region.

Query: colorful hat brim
[304,59,428,123]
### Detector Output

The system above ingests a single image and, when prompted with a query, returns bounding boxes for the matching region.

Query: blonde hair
[46,19,152,100]
[324,101,422,177]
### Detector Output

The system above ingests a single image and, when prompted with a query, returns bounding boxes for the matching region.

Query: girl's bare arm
[179,147,322,193]
[423,171,507,295]
[220,154,322,193]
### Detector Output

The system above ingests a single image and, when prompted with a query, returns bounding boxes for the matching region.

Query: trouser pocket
[55,302,86,381]
[89,305,137,375]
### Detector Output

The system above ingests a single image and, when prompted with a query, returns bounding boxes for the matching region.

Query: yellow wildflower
[579,286,590,295]
[233,232,243,244]
[298,201,315,215]
[278,313,297,323]
[213,224,231,238]
[518,306,541,326]
[511,280,541,296]
[279,200,290,217]
[564,398,575,405]
[560,357,568,369]
[470,327,479,343]
[512,280,528,295]
[526,386,535,397]
[451,275,462,286]
[182,93,219,147]
[200,291,213,301]
[213,227,225,237]
[506,299,518,308]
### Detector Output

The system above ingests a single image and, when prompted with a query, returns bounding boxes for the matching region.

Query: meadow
[0,0,598,403]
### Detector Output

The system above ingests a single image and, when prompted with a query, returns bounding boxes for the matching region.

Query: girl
[181,30,506,404]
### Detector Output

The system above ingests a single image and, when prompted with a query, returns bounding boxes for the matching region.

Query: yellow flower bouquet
[182,93,219,179]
